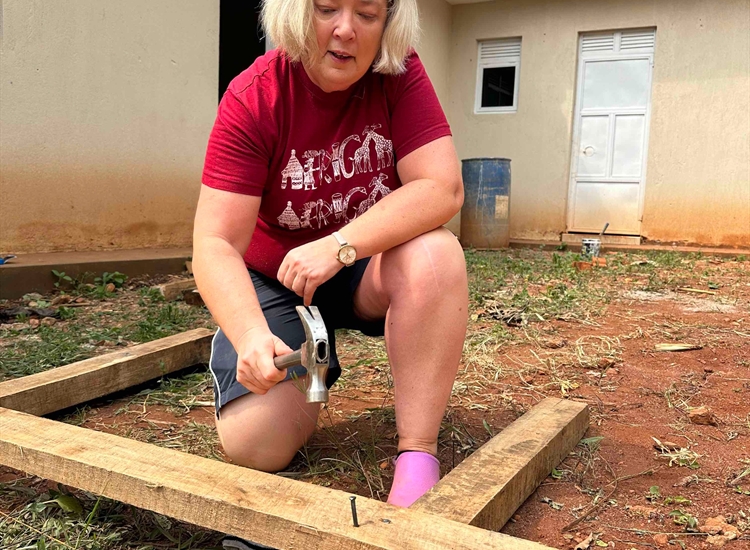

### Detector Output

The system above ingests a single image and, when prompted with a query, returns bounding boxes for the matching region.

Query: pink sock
[386,451,440,507]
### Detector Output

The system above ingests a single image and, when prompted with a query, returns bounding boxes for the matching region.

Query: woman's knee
[217,419,302,472]
[383,228,467,296]
[215,384,319,472]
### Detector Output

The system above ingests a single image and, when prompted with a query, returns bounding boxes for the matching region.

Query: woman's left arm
[336,135,463,257]
[277,135,462,305]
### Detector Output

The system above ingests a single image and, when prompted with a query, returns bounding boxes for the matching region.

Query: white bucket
[581,239,601,259]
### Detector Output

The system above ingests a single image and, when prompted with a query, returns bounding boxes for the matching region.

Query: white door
[567,29,656,235]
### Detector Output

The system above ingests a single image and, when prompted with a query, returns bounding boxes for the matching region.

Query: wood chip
[677,287,718,295]
[655,343,703,352]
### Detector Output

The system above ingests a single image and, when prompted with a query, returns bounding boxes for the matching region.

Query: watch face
[338,245,356,266]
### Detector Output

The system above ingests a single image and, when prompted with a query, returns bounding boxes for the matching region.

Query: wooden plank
[412,398,589,531]
[157,278,197,301]
[0,407,554,550]
[0,328,214,416]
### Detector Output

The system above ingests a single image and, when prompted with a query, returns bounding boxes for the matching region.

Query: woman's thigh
[216,377,320,472]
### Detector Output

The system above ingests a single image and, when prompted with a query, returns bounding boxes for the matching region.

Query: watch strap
[332,231,348,247]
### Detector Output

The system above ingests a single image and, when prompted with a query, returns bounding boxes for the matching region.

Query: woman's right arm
[192,185,290,394]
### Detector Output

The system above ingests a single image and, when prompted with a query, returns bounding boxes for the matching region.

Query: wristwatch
[332,231,357,267]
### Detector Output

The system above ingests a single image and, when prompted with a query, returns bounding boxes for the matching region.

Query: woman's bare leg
[353,227,468,456]
[216,377,321,472]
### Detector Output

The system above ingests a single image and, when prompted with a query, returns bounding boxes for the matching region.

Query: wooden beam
[157,278,197,301]
[0,328,214,416]
[412,398,589,531]
[0,407,555,550]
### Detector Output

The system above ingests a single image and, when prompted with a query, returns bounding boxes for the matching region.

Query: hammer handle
[274,349,302,370]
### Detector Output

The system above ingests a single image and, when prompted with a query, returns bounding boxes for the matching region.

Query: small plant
[579,436,604,453]
[89,271,128,299]
[139,286,166,304]
[646,485,661,501]
[653,437,701,469]
[669,509,698,530]
[95,271,127,288]
[57,306,76,320]
[51,269,74,288]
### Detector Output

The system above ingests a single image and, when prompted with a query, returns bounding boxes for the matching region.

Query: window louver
[581,35,615,53]
[620,30,656,51]
[479,39,522,65]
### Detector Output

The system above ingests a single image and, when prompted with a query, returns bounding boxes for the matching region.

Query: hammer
[272,305,330,404]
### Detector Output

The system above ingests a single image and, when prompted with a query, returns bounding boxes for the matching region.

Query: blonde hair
[261,0,420,75]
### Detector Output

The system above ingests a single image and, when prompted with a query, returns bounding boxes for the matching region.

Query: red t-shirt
[202,49,452,278]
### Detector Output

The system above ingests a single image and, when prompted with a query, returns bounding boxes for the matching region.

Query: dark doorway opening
[219,0,267,101]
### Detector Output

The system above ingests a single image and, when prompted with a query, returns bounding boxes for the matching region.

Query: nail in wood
[349,496,359,527]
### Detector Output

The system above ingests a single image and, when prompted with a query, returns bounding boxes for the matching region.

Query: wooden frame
[0,330,588,549]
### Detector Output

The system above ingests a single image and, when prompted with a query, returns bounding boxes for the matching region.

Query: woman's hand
[277,235,343,305]
[235,326,292,394]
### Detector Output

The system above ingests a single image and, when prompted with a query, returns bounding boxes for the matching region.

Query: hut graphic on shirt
[280,150,304,190]
[277,201,301,229]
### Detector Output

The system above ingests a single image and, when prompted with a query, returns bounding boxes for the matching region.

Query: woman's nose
[333,11,355,41]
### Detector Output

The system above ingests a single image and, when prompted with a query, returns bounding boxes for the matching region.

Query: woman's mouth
[329,50,353,62]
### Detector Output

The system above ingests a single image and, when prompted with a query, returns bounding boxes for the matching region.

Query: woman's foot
[386,451,440,507]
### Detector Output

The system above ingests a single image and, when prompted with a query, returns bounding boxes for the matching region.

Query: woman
[193,0,468,510]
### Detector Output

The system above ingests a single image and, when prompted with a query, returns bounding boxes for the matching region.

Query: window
[475,38,521,113]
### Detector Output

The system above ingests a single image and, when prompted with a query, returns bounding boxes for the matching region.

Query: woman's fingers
[235,327,288,394]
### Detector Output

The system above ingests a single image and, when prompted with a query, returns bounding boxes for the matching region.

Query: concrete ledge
[509,239,750,257]
[0,248,192,300]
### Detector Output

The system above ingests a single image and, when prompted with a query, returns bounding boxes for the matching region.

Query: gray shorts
[208,258,385,416]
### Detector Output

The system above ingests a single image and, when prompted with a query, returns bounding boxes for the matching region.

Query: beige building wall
[0,0,219,253]
[415,0,461,234]
[448,0,750,245]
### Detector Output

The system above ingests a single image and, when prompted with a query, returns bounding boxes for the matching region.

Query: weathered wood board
[412,398,589,530]
[157,278,198,301]
[0,328,213,415]
[0,407,556,550]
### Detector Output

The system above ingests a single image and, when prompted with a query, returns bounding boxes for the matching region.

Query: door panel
[582,59,651,110]
[578,116,610,177]
[572,182,640,233]
[612,115,645,177]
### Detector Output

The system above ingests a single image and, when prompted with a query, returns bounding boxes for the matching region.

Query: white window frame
[474,38,522,114]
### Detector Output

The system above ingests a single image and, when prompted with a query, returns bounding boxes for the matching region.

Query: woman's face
[305,0,388,93]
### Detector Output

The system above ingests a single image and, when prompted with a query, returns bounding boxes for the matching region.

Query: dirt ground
[1,248,749,550]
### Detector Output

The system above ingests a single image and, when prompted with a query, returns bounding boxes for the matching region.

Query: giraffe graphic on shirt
[351,127,375,174]
[343,186,368,222]
[368,124,393,170]
[281,150,304,190]
[355,173,392,217]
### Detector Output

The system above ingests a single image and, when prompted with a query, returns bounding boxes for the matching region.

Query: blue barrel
[460,158,511,249]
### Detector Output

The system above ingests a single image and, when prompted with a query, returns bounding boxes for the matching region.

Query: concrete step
[0,248,191,300]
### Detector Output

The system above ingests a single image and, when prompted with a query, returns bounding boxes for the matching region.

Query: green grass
[0,480,222,550]
[1,291,213,381]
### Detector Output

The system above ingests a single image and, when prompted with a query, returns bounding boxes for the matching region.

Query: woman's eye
[358,12,377,20]
[316,6,335,14]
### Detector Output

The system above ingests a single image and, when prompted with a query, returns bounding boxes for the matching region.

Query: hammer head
[296,305,330,404]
